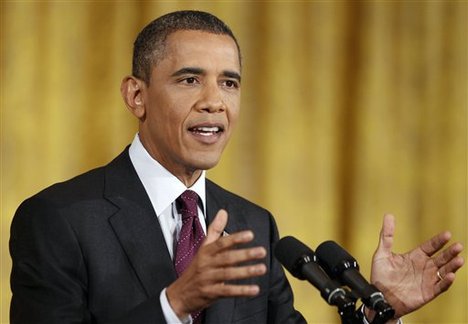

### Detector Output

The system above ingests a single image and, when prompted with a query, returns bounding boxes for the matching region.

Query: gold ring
[437,270,444,281]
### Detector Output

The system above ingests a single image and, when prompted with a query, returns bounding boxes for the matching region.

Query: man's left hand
[370,214,464,318]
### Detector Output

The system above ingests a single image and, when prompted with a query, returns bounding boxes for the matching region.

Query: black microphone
[274,236,355,312]
[316,240,395,322]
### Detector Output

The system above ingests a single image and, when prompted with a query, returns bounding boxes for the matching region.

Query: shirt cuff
[160,288,192,324]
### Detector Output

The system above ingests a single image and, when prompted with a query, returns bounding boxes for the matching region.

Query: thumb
[203,209,228,246]
[376,213,395,257]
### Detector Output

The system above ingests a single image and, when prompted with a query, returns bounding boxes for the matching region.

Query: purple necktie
[174,190,205,323]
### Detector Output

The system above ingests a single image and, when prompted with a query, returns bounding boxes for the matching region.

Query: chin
[189,155,222,171]
[195,160,220,171]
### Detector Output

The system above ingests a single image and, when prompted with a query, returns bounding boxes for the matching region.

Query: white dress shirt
[129,134,206,324]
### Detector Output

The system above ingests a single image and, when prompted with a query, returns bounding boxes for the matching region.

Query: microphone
[274,236,355,312]
[316,240,395,322]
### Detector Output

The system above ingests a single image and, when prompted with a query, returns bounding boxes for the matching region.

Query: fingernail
[251,247,266,257]
[242,231,253,240]
[249,286,260,294]
[251,265,266,274]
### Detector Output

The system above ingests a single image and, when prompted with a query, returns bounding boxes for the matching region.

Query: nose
[195,83,225,113]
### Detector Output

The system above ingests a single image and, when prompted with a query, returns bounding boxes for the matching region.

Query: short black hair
[132,10,241,84]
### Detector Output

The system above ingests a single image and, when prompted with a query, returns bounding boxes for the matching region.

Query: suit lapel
[204,180,246,324]
[104,149,176,298]
[205,180,241,235]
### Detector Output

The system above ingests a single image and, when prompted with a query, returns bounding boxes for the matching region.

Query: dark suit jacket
[10,148,305,324]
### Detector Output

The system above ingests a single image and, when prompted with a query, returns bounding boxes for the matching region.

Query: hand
[166,209,267,319]
[370,214,464,318]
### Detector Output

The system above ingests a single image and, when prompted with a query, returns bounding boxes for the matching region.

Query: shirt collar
[128,134,206,217]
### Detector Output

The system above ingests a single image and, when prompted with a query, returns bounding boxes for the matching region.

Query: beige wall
[1,2,466,323]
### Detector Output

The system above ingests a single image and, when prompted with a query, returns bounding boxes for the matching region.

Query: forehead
[158,30,241,72]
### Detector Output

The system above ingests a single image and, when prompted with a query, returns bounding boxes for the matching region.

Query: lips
[187,123,225,144]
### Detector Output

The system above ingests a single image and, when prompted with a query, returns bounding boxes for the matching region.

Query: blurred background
[1,1,466,323]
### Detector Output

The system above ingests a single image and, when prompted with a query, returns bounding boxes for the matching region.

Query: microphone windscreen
[315,240,357,275]
[274,236,315,279]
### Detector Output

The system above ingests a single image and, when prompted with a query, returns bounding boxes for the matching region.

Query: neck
[176,170,203,188]
[138,133,203,188]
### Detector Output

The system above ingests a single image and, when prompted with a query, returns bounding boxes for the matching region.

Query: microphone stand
[330,289,362,324]
[350,293,395,324]
[363,292,395,324]
[334,289,396,324]
[337,300,359,324]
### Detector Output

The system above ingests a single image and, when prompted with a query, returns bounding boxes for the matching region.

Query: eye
[184,77,197,84]
[224,80,239,89]
[178,77,199,85]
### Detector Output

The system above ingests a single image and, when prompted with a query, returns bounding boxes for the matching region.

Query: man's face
[137,30,241,184]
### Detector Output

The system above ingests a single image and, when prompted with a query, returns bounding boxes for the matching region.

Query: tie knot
[177,190,199,219]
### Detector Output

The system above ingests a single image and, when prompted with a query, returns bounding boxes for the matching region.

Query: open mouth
[188,126,224,136]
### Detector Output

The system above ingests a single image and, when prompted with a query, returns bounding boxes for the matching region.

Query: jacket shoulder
[21,148,130,209]
[29,166,106,207]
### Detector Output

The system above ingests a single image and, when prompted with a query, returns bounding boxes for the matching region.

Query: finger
[419,231,452,257]
[437,254,465,279]
[207,263,267,282]
[433,242,464,268]
[435,272,456,295]
[375,214,395,256]
[203,282,261,298]
[204,209,228,246]
[212,246,267,267]
[203,230,255,255]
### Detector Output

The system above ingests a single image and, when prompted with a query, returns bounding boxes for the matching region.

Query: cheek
[226,96,241,123]
[150,97,190,127]
[163,91,196,121]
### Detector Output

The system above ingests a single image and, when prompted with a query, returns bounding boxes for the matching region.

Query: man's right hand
[166,209,267,319]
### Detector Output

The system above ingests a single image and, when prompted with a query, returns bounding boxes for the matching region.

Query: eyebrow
[223,70,241,83]
[171,67,241,83]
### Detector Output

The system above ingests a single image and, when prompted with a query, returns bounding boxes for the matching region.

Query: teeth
[192,126,220,133]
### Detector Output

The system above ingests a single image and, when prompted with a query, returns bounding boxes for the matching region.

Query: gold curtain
[1,1,466,323]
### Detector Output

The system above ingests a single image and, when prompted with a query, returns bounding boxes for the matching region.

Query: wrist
[166,283,190,319]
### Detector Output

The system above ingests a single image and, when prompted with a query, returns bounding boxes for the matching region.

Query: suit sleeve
[9,197,167,324]
[266,212,307,324]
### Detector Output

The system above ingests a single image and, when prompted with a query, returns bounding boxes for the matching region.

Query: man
[10,10,464,324]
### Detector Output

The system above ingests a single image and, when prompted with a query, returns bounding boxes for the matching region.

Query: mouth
[188,125,224,136]
[187,123,225,145]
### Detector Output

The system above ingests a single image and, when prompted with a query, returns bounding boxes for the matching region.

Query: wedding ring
[436,270,444,281]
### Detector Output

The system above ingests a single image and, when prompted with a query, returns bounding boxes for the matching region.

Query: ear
[120,76,146,119]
